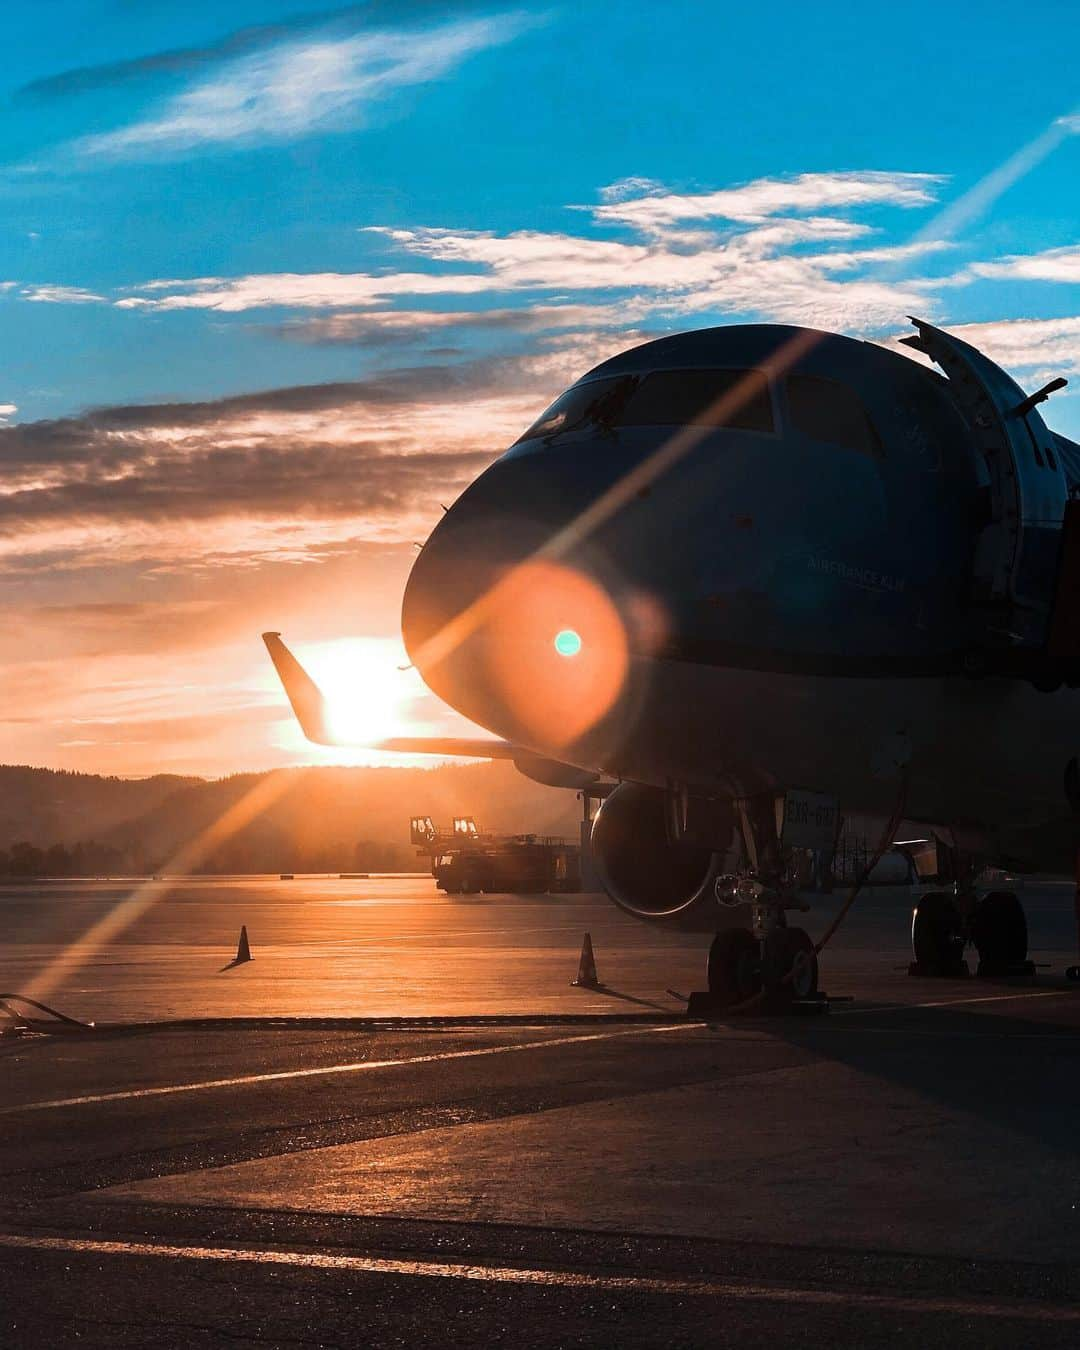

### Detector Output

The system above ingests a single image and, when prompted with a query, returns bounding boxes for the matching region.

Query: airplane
[264,317,1080,1009]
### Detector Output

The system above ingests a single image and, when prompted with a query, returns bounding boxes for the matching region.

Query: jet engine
[590,781,729,921]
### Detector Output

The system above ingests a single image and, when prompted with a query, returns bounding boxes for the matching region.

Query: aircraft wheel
[911,891,965,974]
[784,926,819,998]
[761,926,818,1002]
[707,928,761,1007]
[972,891,1028,970]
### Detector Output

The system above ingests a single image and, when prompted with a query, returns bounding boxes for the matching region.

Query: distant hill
[0,761,582,874]
[0,765,201,850]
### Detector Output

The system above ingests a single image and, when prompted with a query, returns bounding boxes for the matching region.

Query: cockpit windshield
[619,369,773,433]
[785,374,882,458]
[515,368,774,444]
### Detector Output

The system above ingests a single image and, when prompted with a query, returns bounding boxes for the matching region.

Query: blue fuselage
[401,324,1080,868]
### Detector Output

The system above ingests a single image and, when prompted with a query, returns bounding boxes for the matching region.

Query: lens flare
[481,560,628,747]
[554,628,583,657]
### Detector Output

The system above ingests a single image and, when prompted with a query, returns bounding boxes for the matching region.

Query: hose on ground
[0,994,94,1030]
[813,768,909,956]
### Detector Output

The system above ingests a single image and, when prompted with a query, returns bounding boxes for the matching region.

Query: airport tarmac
[3,874,1080,1346]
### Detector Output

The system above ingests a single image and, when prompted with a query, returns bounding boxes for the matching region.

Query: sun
[304,637,419,746]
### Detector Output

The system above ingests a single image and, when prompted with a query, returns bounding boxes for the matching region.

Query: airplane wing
[261,632,597,786]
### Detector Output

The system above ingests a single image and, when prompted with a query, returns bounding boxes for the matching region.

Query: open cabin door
[902,319,1070,674]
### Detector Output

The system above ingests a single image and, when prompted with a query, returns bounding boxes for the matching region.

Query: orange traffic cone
[571,932,599,988]
[234,925,252,963]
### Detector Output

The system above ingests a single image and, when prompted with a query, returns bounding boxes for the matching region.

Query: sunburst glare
[305,636,425,748]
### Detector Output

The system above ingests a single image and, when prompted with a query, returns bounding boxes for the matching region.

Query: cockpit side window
[785,375,882,458]
[514,378,624,443]
[618,369,773,433]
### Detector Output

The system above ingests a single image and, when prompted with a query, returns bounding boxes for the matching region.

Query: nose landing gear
[695,897,824,1015]
[705,927,760,1007]
[782,926,821,998]
[689,791,831,1017]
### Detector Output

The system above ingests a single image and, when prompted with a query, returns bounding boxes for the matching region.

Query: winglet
[261,632,333,745]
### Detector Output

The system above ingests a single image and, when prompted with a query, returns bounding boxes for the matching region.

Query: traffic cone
[571,932,599,987]
[234,925,252,964]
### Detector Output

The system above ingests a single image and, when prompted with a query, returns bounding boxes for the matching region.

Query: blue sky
[1,0,1079,775]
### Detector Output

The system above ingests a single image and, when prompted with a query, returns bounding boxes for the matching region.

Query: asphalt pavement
[3,874,1080,1347]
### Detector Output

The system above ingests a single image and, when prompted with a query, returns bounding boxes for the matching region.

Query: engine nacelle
[590,782,724,921]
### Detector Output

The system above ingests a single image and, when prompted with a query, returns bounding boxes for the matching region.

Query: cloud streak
[21,285,103,304]
[590,170,943,230]
[115,269,497,311]
[17,4,484,99]
[272,303,619,345]
[0,357,564,576]
[17,5,363,98]
[962,244,1080,284]
[72,13,532,159]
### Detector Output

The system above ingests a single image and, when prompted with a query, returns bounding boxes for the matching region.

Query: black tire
[707,928,761,1007]
[972,890,1027,967]
[784,926,819,998]
[761,926,819,1001]
[911,891,965,971]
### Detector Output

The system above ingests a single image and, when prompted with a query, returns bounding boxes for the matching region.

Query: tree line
[0,836,418,878]
[0,840,129,877]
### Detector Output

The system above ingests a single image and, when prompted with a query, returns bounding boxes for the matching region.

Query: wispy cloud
[272,303,618,345]
[0,310,657,588]
[17,5,366,98]
[21,284,103,303]
[590,170,943,231]
[0,358,551,570]
[71,13,532,159]
[18,4,498,99]
[103,169,948,333]
[961,244,1080,284]
[115,270,497,311]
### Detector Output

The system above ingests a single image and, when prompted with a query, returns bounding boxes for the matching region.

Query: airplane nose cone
[401,458,635,751]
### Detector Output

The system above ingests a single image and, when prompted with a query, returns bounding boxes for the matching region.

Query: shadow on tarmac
[757,979,1080,1158]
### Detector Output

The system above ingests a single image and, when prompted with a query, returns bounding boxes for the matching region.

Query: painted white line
[0,1023,694,1116]
[0,1233,1074,1322]
[834,988,1076,1016]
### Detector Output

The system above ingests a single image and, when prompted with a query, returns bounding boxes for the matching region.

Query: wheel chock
[684,989,833,1018]
[685,990,725,1018]
[570,933,599,988]
[907,959,970,978]
[975,958,1036,978]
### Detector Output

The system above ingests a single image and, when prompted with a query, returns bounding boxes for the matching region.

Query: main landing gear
[909,887,1034,978]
